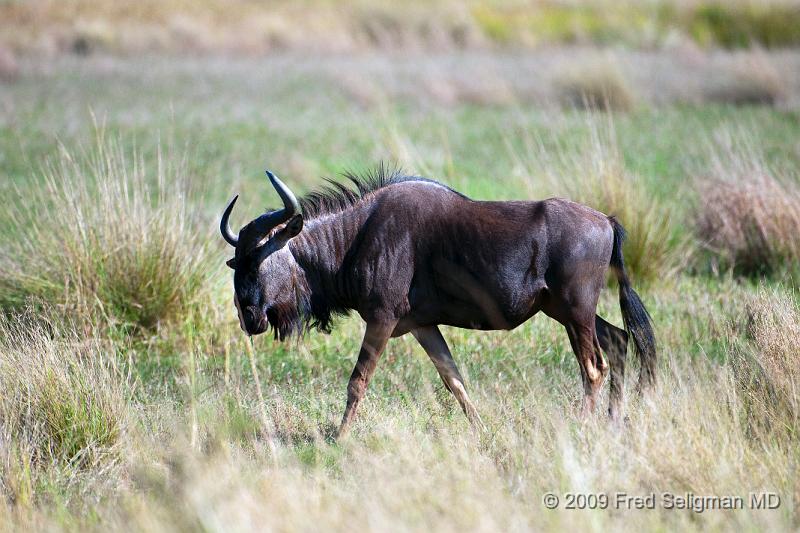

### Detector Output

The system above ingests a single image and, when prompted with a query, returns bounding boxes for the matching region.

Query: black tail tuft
[609,217,657,390]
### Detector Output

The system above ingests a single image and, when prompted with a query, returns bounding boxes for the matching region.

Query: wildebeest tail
[609,217,657,390]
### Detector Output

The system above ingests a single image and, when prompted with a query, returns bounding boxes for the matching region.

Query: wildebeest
[221,167,656,436]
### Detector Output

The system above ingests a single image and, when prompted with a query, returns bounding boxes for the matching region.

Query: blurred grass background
[2,1,800,531]
[5,0,800,55]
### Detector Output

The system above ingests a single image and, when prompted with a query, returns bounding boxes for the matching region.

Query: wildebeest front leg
[336,320,396,439]
[411,326,483,428]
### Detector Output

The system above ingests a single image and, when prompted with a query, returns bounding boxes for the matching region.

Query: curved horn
[220,195,239,247]
[249,170,301,234]
[266,170,300,222]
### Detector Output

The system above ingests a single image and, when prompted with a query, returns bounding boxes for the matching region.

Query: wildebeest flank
[221,167,656,436]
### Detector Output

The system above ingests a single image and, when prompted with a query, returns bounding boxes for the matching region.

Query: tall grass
[13,296,794,530]
[731,287,800,442]
[513,115,686,285]
[0,309,128,509]
[1,278,798,530]
[695,129,800,278]
[0,134,214,333]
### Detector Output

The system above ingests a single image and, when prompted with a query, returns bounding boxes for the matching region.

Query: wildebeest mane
[296,163,461,220]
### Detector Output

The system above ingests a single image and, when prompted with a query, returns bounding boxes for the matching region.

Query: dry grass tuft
[731,288,800,442]
[350,3,480,52]
[0,133,214,332]
[554,59,636,112]
[696,131,800,277]
[705,54,788,106]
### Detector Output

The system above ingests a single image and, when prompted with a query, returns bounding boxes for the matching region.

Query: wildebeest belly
[405,254,546,331]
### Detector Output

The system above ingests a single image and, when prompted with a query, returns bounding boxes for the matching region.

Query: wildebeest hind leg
[336,320,396,439]
[596,315,628,423]
[411,326,484,429]
[565,321,607,417]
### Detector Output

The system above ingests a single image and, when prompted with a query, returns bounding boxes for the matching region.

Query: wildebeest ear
[226,258,237,269]
[269,215,304,251]
[283,214,303,238]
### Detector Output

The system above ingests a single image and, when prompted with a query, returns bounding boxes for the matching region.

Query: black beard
[265,280,350,341]
[266,299,305,341]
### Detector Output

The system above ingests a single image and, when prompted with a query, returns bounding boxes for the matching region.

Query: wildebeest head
[220,171,305,337]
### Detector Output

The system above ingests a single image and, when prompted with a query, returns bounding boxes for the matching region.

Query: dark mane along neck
[298,164,433,220]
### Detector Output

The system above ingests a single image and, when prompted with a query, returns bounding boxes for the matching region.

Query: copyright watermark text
[541,492,781,513]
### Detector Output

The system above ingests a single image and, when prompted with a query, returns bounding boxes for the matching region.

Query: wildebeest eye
[226,258,237,269]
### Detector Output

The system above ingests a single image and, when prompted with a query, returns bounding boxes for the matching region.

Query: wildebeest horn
[220,195,239,247]
[265,170,300,221]
[249,170,301,238]
[220,171,301,248]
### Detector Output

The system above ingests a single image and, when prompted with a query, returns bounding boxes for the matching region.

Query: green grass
[1,53,800,531]
[471,2,800,49]
[0,136,216,333]
[0,310,128,510]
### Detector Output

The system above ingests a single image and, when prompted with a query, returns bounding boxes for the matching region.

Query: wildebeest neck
[288,200,376,332]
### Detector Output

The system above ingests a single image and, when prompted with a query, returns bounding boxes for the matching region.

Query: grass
[1,49,800,531]
[703,53,788,106]
[3,281,798,530]
[732,287,800,442]
[6,1,800,55]
[553,56,637,112]
[0,132,215,332]
[0,309,128,511]
[695,128,800,278]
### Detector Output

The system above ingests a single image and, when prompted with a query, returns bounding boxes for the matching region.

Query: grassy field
[5,0,800,55]
[1,49,800,531]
